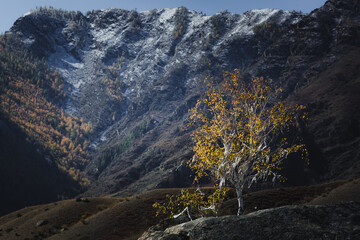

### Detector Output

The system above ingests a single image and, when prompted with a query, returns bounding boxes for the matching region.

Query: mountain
[3,0,360,203]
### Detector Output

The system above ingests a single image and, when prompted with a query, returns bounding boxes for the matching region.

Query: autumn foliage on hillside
[0,34,91,185]
[103,61,124,103]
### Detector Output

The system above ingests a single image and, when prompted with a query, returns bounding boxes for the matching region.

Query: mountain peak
[6,0,360,197]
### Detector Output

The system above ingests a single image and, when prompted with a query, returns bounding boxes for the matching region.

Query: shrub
[153,188,229,220]
[174,7,188,39]
[253,20,283,41]
[210,13,226,38]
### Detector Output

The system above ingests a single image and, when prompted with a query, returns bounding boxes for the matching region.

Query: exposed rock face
[8,0,360,196]
[12,7,297,130]
[10,7,301,195]
[139,202,360,240]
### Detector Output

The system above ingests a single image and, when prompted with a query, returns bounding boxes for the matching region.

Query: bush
[128,10,141,30]
[210,13,226,38]
[174,7,188,39]
[253,20,283,41]
[153,188,230,220]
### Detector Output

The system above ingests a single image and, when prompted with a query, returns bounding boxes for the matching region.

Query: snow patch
[158,8,177,23]
[184,12,210,39]
[229,9,291,36]
[62,59,84,69]
[23,11,33,17]
[23,37,35,47]
[91,27,118,45]
[100,134,107,142]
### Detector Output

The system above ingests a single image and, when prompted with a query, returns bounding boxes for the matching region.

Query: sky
[0,0,327,33]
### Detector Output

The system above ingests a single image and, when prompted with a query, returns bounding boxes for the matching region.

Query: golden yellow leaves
[187,70,308,185]
[153,188,230,218]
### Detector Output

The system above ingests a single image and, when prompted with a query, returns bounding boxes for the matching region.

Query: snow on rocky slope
[13,7,298,127]
[10,6,301,195]
[10,0,360,196]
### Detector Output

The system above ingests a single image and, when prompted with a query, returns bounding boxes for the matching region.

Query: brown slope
[1,179,359,240]
[308,178,360,205]
[292,46,360,181]
[0,190,179,240]
[0,197,120,240]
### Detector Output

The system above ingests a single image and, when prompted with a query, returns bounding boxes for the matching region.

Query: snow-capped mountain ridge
[13,7,297,129]
[10,0,360,196]
[9,6,306,194]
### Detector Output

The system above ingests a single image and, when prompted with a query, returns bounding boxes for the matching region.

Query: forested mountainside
[0,36,86,215]
[1,0,359,211]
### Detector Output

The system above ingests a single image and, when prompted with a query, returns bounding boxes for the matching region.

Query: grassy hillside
[1,178,359,239]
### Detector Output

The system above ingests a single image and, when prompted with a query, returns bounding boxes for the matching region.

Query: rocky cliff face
[9,0,360,196]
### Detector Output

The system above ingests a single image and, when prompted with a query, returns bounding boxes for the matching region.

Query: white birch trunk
[235,183,244,216]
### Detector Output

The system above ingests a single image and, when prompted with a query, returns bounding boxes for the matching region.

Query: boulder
[139,202,360,240]
[36,220,48,227]
[75,197,90,202]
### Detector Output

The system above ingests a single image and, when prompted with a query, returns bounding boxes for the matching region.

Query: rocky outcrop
[139,202,360,240]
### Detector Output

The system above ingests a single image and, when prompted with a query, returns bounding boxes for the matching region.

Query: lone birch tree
[188,70,308,215]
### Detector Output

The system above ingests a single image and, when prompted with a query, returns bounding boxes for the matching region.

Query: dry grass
[0,179,359,240]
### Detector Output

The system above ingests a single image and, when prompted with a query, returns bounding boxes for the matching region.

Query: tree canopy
[188,69,308,215]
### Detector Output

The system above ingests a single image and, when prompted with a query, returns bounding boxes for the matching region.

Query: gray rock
[139,202,360,240]
[76,197,90,202]
[36,219,48,227]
